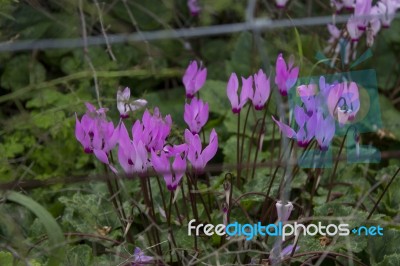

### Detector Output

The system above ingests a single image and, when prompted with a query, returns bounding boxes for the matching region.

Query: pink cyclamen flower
[185,129,218,172]
[140,108,172,151]
[151,150,186,191]
[187,0,201,16]
[315,113,336,151]
[251,69,271,110]
[354,0,372,31]
[183,61,207,98]
[275,0,289,8]
[118,122,148,174]
[377,0,400,28]
[75,103,118,165]
[184,97,209,134]
[271,106,317,148]
[117,122,149,175]
[269,244,300,265]
[117,87,147,119]
[347,15,363,42]
[327,81,360,126]
[132,247,153,266]
[276,200,293,223]
[275,53,299,96]
[226,73,253,113]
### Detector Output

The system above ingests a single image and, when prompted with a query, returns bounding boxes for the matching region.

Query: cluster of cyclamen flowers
[329,0,400,45]
[75,61,217,191]
[226,53,361,152]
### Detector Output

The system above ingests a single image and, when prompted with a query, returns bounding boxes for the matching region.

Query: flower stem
[240,105,252,179]
[237,111,241,187]
[326,134,347,202]
[251,102,270,180]
[367,167,400,220]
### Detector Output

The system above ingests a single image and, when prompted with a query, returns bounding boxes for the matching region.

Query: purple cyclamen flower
[347,16,363,42]
[140,108,172,151]
[132,247,153,266]
[354,0,372,31]
[275,53,299,96]
[185,129,218,172]
[117,123,149,175]
[75,103,118,165]
[117,87,147,119]
[226,73,253,113]
[276,200,293,223]
[327,81,360,126]
[377,0,400,28]
[251,69,271,110]
[315,113,336,151]
[269,244,300,265]
[187,0,201,16]
[271,106,317,148]
[275,0,289,8]
[151,150,186,191]
[184,97,209,134]
[183,61,207,98]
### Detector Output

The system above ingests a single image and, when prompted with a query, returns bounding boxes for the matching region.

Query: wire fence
[1,12,399,52]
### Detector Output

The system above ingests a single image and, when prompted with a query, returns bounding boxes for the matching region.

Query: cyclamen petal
[347,16,363,42]
[183,61,207,98]
[240,76,253,109]
[252,69,271,110]
[271,116,296,139]
[354,0,372,31]
[94,149,109,165]
[227,73,240,113]
[201,129,218,165]
[275,0,289,8]
[133,247,153,264]
[188,0,201,16]
[276,201,293,223]
[315,113,336,151]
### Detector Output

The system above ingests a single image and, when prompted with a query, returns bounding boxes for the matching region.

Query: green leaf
[379,95,400,139]
[227,31,253,77]
[294,27,303,66]
[0,251,13,265]
[64,245,92,266]
[58,192,120,236]
[376,254,400,266]
[6,191,65,266]
[1,55,46,91]
[368,229,400,265]
[201,79,231,116]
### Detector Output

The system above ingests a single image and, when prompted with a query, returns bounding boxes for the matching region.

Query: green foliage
[58,192,120,235]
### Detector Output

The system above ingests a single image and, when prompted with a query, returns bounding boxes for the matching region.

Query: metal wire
[0,13,398,52]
